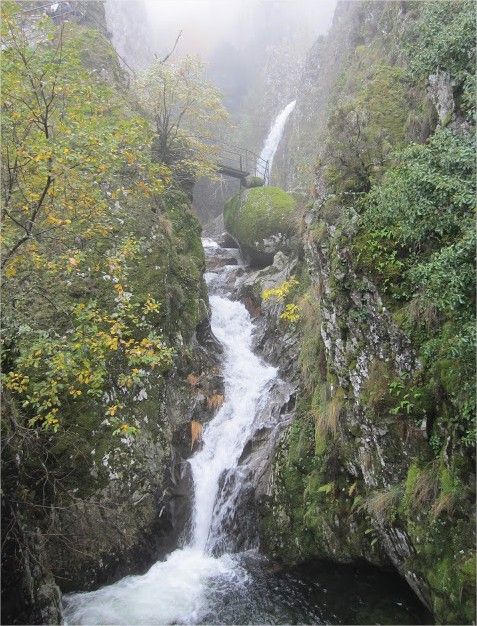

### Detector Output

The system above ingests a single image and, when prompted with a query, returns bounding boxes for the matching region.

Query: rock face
[45,329,222,594]
[259,208,431,603]
[2,186,223,624]
[259,201,474,625]
[2,297,223,625]
[257,2,476,624]
[223,187,297,267]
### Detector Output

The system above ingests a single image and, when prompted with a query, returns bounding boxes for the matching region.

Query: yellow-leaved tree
[135,55,230,181]
[1,2,174,434]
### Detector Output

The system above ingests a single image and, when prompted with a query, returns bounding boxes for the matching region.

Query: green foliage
[1,6,206,445]
[324,64,412,194]
[361,130,474,260]
[406,0,476,117]
[135,55,229,180]
[354,129,475,449]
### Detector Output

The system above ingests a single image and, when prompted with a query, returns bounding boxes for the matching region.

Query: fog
[143,0,337,61]
[105,0,336,71]
[104,0,338,222]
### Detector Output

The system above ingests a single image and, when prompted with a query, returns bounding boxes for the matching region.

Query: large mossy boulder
[223,186,297,267]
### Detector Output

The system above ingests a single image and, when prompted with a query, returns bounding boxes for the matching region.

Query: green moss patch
[224,186,296,265]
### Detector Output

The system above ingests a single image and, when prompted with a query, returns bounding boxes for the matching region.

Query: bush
[354,129,475,450]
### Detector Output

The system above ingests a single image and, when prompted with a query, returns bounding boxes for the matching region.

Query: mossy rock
[223,186,297,267]
[243,175,265,188]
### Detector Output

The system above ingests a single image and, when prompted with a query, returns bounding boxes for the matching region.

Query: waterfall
[258,100,296,183]
[62,240,429,626]
[189,294,276,551]
[63,241,282,625]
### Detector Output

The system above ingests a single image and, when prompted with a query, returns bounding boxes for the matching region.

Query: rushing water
[64,240,279,624]
[190,293,276,552]
[258,100,296,182]
[64,240,430,625]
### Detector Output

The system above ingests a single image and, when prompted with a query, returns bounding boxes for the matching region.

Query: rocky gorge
[1,1,475,625]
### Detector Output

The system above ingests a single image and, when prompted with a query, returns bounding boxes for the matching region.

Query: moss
[127,189,206,342]
[64,23,125,86]
[361,359,394,414]
[402,463,421,513]
[245,175,265,188]
[400,460,475,623]
[224,186,296,262]
[308,221,328,244]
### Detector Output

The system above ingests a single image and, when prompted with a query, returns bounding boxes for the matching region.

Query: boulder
[223,187,297,267]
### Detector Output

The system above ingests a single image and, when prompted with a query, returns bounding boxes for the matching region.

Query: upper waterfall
[258,100,296,182]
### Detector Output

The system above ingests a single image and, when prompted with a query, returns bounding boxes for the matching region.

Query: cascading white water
[62,240,427,626]
[63,241,278,625]
[190,294,277,551]
[258,100,296,182]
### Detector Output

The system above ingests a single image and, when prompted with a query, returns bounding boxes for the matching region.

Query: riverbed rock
[223,187,297,267]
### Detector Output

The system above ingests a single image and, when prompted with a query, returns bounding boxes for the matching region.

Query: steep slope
[259,2,476,623]
[1,6,221,623]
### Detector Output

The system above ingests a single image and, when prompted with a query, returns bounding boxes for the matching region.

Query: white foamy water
[64,250,278,625]
[190,294,277,551]
[64,548,235,625]
[258,100,296,182]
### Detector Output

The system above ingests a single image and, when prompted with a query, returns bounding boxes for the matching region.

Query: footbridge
[214,142,269,185]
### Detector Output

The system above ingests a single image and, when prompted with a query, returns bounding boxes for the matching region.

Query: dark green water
[199,552,433,625]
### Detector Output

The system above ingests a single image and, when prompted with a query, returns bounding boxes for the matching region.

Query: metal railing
[213,140,269,183]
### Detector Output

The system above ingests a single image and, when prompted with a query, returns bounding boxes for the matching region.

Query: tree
[1,4,167,272]
[134,55,229,180]
[1,3,173,433]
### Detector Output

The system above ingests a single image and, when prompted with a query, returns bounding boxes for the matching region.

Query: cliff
[253,2,475,623]
[1,8,221,623]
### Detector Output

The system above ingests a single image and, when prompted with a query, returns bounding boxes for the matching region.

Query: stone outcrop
[255,2,476,624]
[223,187,297,267]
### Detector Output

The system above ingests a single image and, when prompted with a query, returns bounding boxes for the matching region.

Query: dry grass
[313,388,343,439]
[412,465,440,509]
[404,459,457,519]
[365,484,402,522]
[431,492,456,518]
[158,214,173,238]
[190,420,203,450]
[406,296,441,331]
[298,288,325,391]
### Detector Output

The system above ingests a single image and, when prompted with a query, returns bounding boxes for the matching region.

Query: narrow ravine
[63,240,431,626]
[63,240,284,624]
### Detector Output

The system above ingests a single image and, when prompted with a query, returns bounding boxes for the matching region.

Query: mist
[105,0,336,71]
[143,0,337,61]
[104,0,337,222]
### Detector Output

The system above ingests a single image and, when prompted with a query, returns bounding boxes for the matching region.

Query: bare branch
[160,30,183,64]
